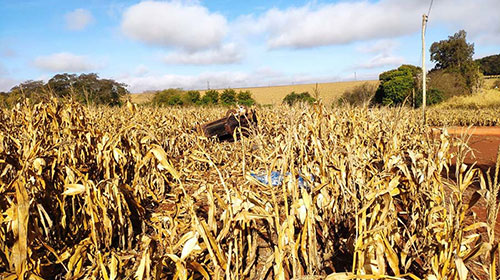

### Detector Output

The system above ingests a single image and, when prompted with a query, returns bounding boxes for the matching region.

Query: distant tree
[10,80,46,97]
[47,73,78,97]
[282,91,316,106]
[201,90,219,105]
[183,90,201,105]
[430,30,474,70]
[152,88,184,106]
[414,88,444,107]
[372,65,421,106]
[220,89,237,105]
[3,73,129,107]
[236,90,256,106]
[428,70,467,98]
[337,82,377,107]
[430,30,480,93]
[76,73,128,106]
[476,54,500,75]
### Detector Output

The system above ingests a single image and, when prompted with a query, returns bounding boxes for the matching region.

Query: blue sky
[1,0,499,93]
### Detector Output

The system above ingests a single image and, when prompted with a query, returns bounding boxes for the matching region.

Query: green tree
[337,82,377,107]
[75,73,128,106]
[372,65,421,106]
[10,80,46,97]
[476,54,500,76]
[236,90,256,106]
[152,88,184,106]
[282,91,316,106]
[414,88,444,107]
[2,73,129,107]
[183,90,201,105]
[430,30,480,93]
[430,30,474,70]
[201,90,219,105]
[47,73,77,97]
[220,89,237,105]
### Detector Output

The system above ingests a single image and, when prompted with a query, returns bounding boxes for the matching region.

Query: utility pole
[354,72,357,81]
[421,14,428,125]
[207,81,210,90]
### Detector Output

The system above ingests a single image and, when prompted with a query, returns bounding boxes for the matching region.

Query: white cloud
[239,1,423,49]
[163,43,242,65]
[355,39,405,69]
[121,1,227,51]
[34,52,98,72]
[431,0,500,45]
[239,0,500,48]
[359,54,406,69]
[65,8,94,31]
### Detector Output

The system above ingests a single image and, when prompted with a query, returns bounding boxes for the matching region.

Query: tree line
[0,73,128,107]
[151,88,256,107]
[339,30,500,107]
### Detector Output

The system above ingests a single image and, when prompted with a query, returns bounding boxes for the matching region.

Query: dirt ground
[436,127,500,279]
[432,126,500,167]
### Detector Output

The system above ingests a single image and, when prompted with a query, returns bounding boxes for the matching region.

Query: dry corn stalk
[0,98,496,279]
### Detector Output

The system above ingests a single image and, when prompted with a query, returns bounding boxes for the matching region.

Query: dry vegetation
[1,98,500,279]
[130,80,379,105]
[426,88,500,126]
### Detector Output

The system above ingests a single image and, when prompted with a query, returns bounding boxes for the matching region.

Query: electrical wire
[427,0,434,19]
[424,0,434,34]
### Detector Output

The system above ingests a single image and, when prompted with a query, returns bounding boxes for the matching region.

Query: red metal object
[201,106,257,141]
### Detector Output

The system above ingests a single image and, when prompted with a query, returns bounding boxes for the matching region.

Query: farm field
[1,98,499,279]
[130,80,379,105]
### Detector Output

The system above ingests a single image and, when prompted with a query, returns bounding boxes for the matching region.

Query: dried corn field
[427,108,500,127]
[1,98,500,279]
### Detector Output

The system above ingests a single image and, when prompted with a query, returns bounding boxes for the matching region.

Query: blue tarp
[249,171,312,191]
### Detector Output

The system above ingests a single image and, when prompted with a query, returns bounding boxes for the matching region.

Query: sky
[0,0,499,93]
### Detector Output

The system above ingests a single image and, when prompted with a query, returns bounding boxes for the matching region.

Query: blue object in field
[250,171,312,191]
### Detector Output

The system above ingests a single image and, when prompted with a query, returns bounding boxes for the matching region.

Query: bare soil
[435,127,500,279]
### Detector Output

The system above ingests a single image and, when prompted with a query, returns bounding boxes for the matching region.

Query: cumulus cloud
[239,1,423,48]
[34,52,98,72]
[431,0,500,44]
[355,39,405,69]
[238,0,500,48]
[121,1,227,51]
[163,43,242,65]
[65,8,94,31]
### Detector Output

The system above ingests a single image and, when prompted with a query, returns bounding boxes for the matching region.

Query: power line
[424,0,433,33]
[427,0,434,19]
[424,0,434,32]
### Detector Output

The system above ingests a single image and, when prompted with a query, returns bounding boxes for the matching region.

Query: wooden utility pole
[421,14,428,125]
